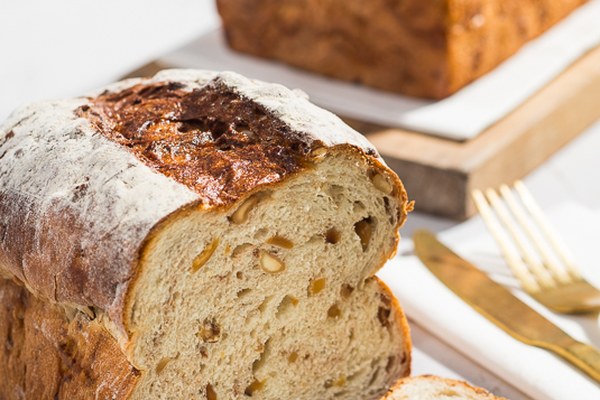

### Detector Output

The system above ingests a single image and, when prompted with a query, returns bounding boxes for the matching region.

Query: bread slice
[0,70,412,399]
[383,375,507,400]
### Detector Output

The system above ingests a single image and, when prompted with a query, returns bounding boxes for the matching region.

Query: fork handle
[555,341,600,383]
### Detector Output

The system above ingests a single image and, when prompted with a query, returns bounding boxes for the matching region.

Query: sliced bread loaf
[383,375,507,400]
[0,70,412,399]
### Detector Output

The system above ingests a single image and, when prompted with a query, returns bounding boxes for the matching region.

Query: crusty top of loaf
[0,69,394,333]
[79,70,378,207]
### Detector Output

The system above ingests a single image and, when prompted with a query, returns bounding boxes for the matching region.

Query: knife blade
[413,229,600,384]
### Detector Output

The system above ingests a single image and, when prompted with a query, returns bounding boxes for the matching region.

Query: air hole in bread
[378,292,392,328]
[324,375,346,389]
[327,184,345,207]
[307,234,323,244]
[266,235,294,249]
[206,383,217,400]
[383,196,396,224]
[377,306,391,328]
[385,355,396,373]
[308,277,326,296]
[276,295,298,319]
[235,271,244,280]
[400,351,408,364]
[354,217,375,251]
[197,317,221,343]
[236,288,252,298]
[252,338,271,373]
[244,379,265,396]
[327,304,342,319]
[155,353,178,374]
[258,296,273,313]
[231,243,253,259]
[353,200,366,213]
[198,345,208,358]
[191,239,219,272]
[168,291,181,305]
[325,227,341,244]
[347,369,361,382]
[369,367,381,386]
[340,283,354,298]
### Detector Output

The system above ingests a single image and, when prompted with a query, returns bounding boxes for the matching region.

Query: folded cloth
[378,203,600,399]
[164,0,600,141]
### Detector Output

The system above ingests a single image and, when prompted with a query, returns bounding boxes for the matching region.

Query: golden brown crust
[79,81,317,207]
[217,0,587,99]
[0,278,139,400]
[446,0,588,94]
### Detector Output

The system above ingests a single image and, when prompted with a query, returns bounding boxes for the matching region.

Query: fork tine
[514,180,582,279]
[472,189,541,293]
[484,188,556,288]
[499,184,572,284]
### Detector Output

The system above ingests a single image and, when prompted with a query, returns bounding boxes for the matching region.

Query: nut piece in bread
[0,69,412,399]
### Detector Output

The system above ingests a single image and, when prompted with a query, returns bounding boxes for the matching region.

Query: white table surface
[2,2,599,399]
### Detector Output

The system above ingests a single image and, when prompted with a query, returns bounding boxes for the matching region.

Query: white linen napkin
[163,0,600,141]
[378,203,600,399]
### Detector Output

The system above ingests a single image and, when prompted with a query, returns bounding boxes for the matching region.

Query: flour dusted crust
[0,95,198,331]
[0,69,411,399]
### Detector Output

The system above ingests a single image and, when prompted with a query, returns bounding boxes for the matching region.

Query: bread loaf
[0,70,412,399]
[383,375,507,400]
[217,0,587,99]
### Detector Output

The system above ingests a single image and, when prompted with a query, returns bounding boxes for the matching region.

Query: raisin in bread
[217,0,587,99]
[0,69,412,399]
[383,375,507,400]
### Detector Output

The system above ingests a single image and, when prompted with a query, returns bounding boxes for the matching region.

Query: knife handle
[557,341,600,383]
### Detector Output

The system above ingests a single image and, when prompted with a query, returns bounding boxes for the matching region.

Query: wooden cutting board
[126,45,600,220]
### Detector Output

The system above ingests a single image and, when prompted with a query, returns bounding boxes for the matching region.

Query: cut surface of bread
[383,375,507,400]
[130,152,410,399]
[0,70,412,399]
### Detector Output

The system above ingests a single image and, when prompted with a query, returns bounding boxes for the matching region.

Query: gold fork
[472,180,600,314]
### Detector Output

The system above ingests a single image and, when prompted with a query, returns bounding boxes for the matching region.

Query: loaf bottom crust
[0,278,139,400]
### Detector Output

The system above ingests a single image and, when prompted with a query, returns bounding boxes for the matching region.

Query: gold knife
[413,229,600,384]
